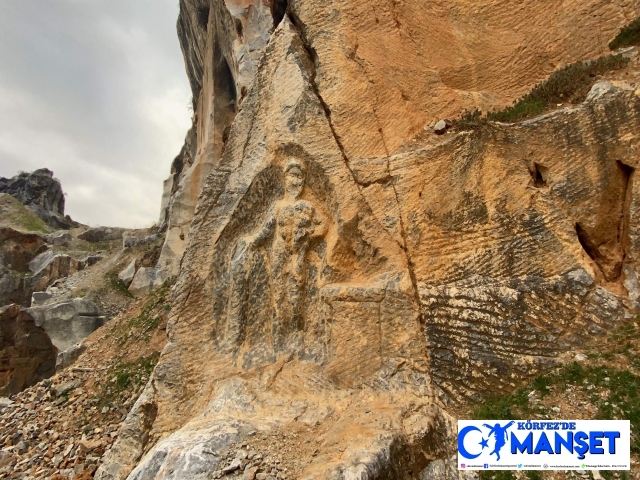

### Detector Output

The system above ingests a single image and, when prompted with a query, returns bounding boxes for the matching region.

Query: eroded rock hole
[270,0,288,29]
[197,5,210,29]
[213,47,238,155]
[532,163,548,188]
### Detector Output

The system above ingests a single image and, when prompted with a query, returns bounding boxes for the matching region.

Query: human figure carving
[226,158,327,351]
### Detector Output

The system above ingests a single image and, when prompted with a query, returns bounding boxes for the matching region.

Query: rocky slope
[93,1,640,479]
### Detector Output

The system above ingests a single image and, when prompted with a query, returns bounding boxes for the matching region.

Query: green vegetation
[0,194,50,233]
[115,282,171,345]
[609,17,640,51]
[98,353,160,407]
[108,272,134,298]
[472,320,640,477]
[455,54,629,129]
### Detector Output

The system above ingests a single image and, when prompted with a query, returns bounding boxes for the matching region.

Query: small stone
[244,466,259,480]
[551,407,561,413]
[17,440,29,454]
[222,458,242,473]
[236,449,248,460]
[574,353,588,362]
[434,120,448,135]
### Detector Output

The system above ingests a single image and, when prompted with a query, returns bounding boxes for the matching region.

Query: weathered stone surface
[46,230,73,246]
[0,228,47,307]
[0,168,76,229]
[123,233,160,249]
[128,267,163,297]
[157,0,277,280]
[0,305,57,395]
[31,291,53,306]
[100,2,640,479]
[78,226,125,243]
[0,227,46,272]
[28,298,105,352]
[56,342,87,371]
[0,265,33,308]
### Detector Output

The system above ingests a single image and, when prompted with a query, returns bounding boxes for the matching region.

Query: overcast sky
[0,0,192,228]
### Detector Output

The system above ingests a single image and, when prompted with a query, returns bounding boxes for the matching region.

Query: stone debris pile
[0,363,148,479]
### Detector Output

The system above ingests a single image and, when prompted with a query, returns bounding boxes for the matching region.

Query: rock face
[28,298,105,353]
[0,227,47,307]
[29,250,102,292]
[0,169,76,229]
[98,2,640,479]
[0,305,57,396]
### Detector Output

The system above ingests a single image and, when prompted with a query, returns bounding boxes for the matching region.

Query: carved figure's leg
[271,241,290,352]
[226,240,251,347]
[289,247,307,332]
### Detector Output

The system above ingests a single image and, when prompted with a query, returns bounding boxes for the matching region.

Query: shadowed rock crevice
[286,10,425,331]
[575,160,634,282]
[212,44,238,155]
[531,162,549,188]
[271,0,288,29]
[576,222,618,280]
[617,159,634,257]
[197,4,210,29]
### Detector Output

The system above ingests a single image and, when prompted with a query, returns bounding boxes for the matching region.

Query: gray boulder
[31,291,53,306]
[78,227,125,243]
[118,260,137,288]
[128,267,163,297]
[45,231,73,246]
[123,233,160,249]
[56,343,87,371]
[28,298,105,352]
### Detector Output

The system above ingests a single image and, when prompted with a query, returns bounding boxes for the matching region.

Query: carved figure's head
[284,158,305,200]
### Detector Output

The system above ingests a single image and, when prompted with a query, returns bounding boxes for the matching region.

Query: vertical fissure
[286,10,427,368]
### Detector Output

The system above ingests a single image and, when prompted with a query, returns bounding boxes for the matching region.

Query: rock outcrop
[0,227,48,307]
[28,298,105,353]
[29,250,102,293]
[98,2,640,479]
[0,305,57,396]
[0,169,76,229]
[78,227,125,243]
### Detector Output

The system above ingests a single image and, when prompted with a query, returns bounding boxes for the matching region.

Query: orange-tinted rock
[0,305,56,395]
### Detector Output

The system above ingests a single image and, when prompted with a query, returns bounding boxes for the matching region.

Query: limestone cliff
[99,1,640,479]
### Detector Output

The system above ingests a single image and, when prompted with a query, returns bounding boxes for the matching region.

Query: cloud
[0,0,192,228]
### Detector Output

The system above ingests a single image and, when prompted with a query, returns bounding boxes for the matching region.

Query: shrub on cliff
[609,17,640,50]
[455,54,629,128]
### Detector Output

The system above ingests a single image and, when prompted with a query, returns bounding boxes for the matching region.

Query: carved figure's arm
[248,207,276,247]
[312,207,328,239]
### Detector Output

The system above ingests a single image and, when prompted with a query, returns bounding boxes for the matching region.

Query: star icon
[479,437,489,449]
